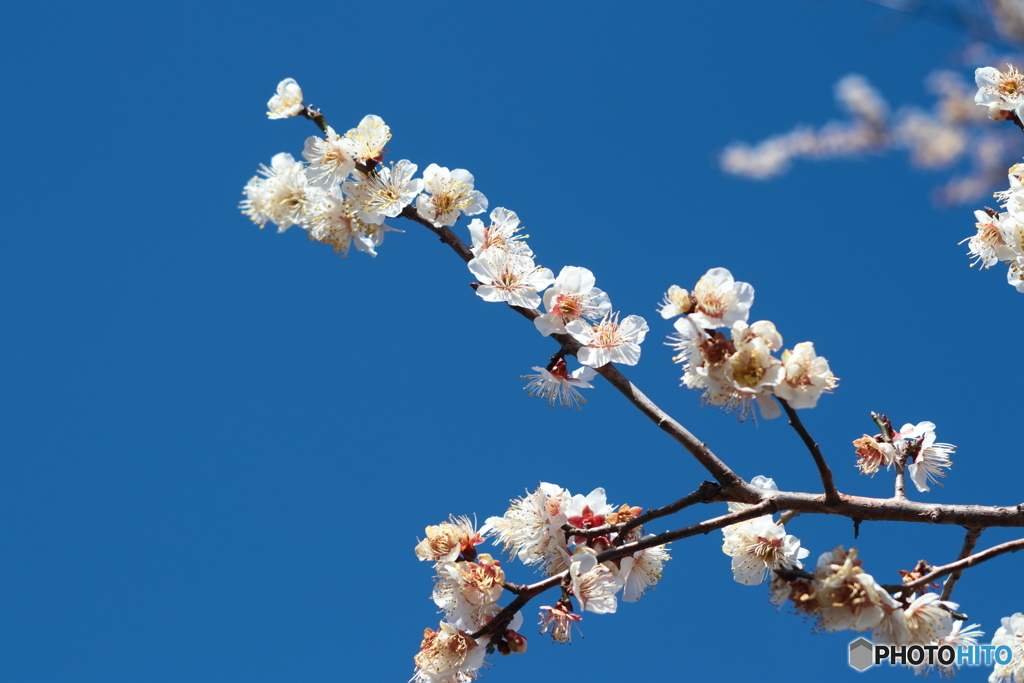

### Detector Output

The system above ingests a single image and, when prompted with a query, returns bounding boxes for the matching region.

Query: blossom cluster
[722,71,1006,206]
[662,267,838,420]
[464,209,649,381]
[242,79,489,258]
[962,162,1024,291]
[486,484,669,605]
[853,419,955,493]
[412,485,669,682]
[771,546,985,677]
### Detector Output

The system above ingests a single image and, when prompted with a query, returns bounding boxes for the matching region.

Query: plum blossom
[813,547,897,633]
[486,484,570,575]
[569,547,623,614]
[896,421,956,493]
[975,65,1024,120]
[721,514,808,585]
[267,78,303,119]
[658,285,694,319]
[342,160,423,224]
[303,186,397,258]
[618,540,670,602]
[415,516,487,564]
[538,600,583,644]
[567,313,648,368]
[417,164,488,227]
[468,250,554,309]
[962,209,1017,269]
[852,433,897,476]
[522,358,596,409]
[773,342,839,409]
[989,612,1024,683]
[340,114,391,165]
[467,207,532,259]
[686,267,755,330]
[432,554,506,632]
[302,126,355,187]
[240,152,319,232]
[534,266,611,336]
[412,621,487,683]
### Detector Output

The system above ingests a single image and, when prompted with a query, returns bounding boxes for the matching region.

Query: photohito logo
[848,637,1013,671]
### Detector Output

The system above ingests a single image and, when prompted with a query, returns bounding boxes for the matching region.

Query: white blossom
[302,126,356,188]
[486,484,570,575]
[569,547,623,614]
[813,547,897,633]
[417,164,488,227]
[618,540,670,602]
[522,359,596,409]
[773,342,839,409]
[468,250,554,309]
[687,267,755,330]
[534,266,611,336]
[990,612,1024,683]
[342,160,423,224]
[267,78,303,119]
[412,621,487,683]
[975,65,1024,120]
[467,207,531,259]
[567,313,648,368]
[240,152,320,232]
[658,285,693,319]
[721,515,808,585]
[340,114,391,165]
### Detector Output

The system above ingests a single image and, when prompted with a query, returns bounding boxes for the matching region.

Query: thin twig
[940,528,983,600]
[892,536,1024,595]
[778,398,840,505]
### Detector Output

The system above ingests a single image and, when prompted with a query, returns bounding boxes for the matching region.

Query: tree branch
[778,397,840,505]
[892,536,1024,595]
[940,527,982,600]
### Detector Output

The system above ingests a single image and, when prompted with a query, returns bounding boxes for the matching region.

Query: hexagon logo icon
[849,638,874,671]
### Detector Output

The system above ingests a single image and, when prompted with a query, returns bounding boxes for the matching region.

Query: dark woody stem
[778,398,840,505]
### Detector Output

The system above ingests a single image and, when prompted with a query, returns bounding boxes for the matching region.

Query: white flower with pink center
[535,266,611,336]
[896,423,955,493]
[688,267,755,330]
[569,547,623,614]
[468,250,554,309]
[467,207,532,259]
[522,359,596,409]
[773,341,839,409]
[567,313,648,368]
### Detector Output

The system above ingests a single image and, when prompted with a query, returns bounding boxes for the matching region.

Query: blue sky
[4,1,1023,681]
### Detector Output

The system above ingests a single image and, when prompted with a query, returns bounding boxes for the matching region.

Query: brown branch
[778,397,840,505]
[893,536,1024,595]
[940,527,982,600]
